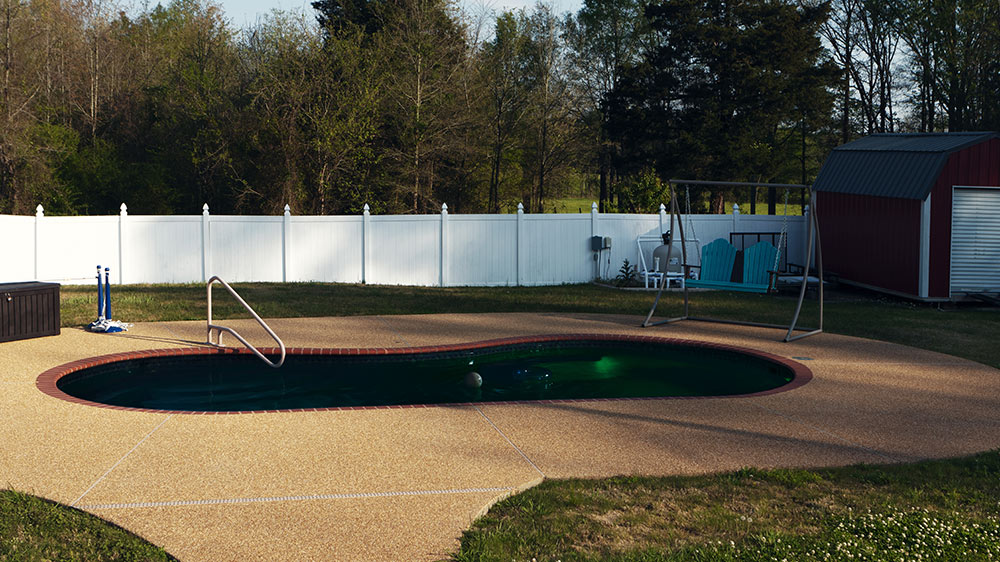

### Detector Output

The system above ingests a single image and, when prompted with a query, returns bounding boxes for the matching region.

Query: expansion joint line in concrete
[78,487,516,510]
[474,405,546,478]
[750,403,901,463]
[70,414,175,507]
[374,316,410,346]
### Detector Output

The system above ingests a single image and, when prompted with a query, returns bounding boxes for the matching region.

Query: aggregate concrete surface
[2,312,999,561]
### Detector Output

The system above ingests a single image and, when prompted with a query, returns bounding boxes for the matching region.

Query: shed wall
[816,191,921,296]
[928,139,1000,298]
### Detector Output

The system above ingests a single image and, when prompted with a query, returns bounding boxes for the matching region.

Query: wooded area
[1,0,997,216]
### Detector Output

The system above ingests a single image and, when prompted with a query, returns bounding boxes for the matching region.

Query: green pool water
[56,339,795,412]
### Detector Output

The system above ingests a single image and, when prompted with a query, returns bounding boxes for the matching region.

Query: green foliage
[59,139,175,215]
[2,0,997,216]
[614,258,638,286]
[612,168,670,213]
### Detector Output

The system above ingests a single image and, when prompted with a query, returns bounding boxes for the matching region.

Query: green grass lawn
[0,490,176,561]
[726,202,805,216]
[550,197,598,213]
[6,283,999,560]
[454,452,1000,562]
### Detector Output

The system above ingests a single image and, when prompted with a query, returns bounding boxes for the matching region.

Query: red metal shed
[813,132,1000,301]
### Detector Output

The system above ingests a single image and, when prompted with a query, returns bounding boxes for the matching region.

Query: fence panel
[368,216,440,286]
[0,216,35,282]
[523,215,593,285]
[289,217,364,283]
[209,217,283,282]
[37,217,119,283]
[447,216,517,286]
[124,216,202,283]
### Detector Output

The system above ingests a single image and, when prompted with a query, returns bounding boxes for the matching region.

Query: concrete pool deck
[2,312,1000,561]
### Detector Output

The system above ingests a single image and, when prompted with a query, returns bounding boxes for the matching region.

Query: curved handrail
[206,276,286,368]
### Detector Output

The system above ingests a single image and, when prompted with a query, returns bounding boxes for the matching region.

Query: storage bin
[0,282,61,342]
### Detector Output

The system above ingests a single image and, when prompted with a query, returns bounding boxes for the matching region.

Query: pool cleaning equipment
[86,265,104,331]
[88,266,132,333]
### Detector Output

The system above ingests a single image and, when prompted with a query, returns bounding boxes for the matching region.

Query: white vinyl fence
[0,202,810,286]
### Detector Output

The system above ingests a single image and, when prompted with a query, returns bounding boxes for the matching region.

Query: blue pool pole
[96,265,104,321]
[104,267,112,321]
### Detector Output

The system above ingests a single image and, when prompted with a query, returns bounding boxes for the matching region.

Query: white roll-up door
[951,187,1000,296]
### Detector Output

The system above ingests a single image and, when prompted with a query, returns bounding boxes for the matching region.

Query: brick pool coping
[35,333,813,415]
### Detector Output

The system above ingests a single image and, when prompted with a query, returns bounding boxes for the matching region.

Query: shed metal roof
[813,132,999,200]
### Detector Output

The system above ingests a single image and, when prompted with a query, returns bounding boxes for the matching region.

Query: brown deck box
[1,282,61,342]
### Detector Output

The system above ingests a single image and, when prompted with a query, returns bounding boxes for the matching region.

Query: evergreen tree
[606,0,838,212]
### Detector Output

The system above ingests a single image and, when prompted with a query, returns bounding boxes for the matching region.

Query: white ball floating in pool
[465,371,482,388]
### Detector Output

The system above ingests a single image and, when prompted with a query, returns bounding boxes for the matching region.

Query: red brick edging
[35,334,812,415]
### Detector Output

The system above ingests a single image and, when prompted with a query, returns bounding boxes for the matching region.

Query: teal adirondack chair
[686,239,737,287]
[741,241,779,292]
[687,239,777,293]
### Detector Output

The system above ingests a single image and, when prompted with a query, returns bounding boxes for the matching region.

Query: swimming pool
[38,335,810,413]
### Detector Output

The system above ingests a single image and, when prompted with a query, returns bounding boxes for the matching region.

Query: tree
[377,0,469,213]
[891,0,1000,132]
[303,29,385,214]
[481,10,530,213]
[851,0,901,134]
[606,0,838,212]
[564,0,650,211]
[521,4,580,213]
[817,0,902,139]
[312,0,381,35]
[0,0,82,213]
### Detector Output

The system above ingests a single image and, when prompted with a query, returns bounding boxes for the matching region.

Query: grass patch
[724,202,805,216]
[0,490,176,561]
[550,198,598,213]
[453,452,1000,561]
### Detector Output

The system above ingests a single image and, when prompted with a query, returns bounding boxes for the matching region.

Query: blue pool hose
[96,265,104,321]
[104,267,112,320]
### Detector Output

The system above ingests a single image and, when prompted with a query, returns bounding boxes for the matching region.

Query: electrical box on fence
[590,236,612,251]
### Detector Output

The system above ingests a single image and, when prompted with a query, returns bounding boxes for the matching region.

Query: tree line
[1,0,997,216]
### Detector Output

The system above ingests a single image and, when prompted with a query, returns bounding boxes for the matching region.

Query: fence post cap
[35,204,44,217]
[517,202,524,212]
[441,203,448,213]
[283,204,291,215]
[202,203,210,215]
[363,203,370,213]
[732,204,740,214]
[120,203,128,216]
[659,203,666,212]
[591,202,598,212]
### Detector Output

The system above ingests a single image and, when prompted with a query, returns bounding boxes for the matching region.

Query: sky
[215,0,582,29]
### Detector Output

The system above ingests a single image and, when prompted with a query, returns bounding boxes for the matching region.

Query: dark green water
[57,340,794,412]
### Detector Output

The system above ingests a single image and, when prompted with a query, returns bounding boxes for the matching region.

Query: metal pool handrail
[206,275,286,368]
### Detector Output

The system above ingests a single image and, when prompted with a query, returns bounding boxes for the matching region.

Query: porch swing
[641,179,824,342]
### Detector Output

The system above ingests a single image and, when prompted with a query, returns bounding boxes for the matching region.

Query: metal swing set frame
[641,179,824,342]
